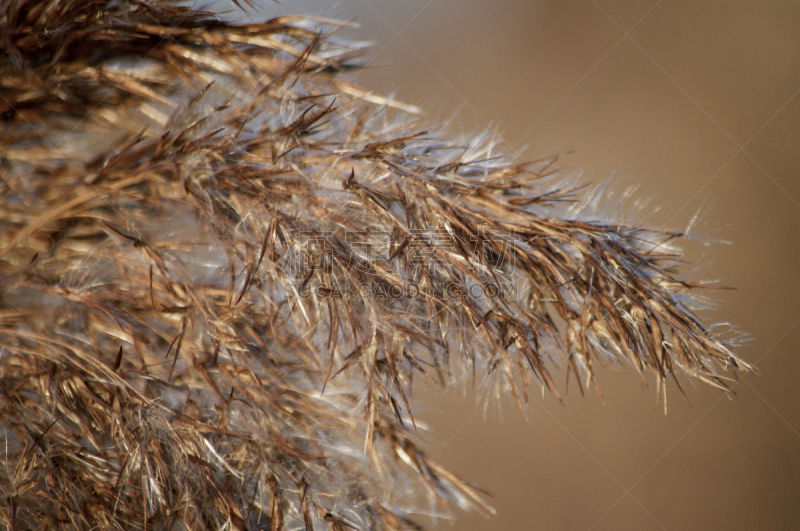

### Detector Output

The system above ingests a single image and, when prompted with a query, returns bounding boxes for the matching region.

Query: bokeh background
[215,1,800,529]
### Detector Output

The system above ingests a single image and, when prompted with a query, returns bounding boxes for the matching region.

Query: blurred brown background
[220,1,800,529]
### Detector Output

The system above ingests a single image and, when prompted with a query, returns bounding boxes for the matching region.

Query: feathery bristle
[0,1,750,529]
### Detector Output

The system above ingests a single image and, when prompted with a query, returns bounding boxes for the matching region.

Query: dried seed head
[0,1,750,529]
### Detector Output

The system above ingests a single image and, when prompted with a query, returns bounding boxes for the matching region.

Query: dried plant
[0,1,750,529]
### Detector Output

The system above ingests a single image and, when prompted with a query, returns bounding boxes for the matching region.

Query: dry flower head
[0,1,750,529]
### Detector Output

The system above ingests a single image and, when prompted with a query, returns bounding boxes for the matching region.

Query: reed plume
[0,1,750,529]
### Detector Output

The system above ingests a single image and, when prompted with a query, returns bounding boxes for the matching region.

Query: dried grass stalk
[0,1,750,529]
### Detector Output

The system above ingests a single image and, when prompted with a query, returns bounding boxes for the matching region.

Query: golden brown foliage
[0,1,749,529]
